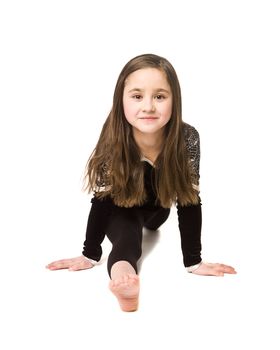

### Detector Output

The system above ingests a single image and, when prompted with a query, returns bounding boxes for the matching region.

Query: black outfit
[82,123,202,277]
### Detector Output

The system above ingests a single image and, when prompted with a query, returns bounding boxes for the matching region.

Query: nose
[142,97,155,112]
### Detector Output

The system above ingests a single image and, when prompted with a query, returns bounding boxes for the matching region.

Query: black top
[82,123,202,267]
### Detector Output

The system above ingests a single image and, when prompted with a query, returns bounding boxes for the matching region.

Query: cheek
[123,100,138,121]
[161,101,173,120]
[123,104,131,120]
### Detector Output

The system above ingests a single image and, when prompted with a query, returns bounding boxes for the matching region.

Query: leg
[144,207,170,230]
[106,207,144,311]
[106,207,144,275]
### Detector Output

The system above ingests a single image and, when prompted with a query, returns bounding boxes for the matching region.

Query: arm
[82,195,114,261]
[46,195,114,271]
[177,201,202,268]
[177,123,202,267]
[180,123,236,276]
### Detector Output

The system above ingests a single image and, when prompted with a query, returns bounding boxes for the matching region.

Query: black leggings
[105,206,170,277]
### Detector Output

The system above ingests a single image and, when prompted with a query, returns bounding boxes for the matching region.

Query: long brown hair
[84,54,199,208]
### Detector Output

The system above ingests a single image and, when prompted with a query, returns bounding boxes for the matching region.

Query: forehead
[124,68,170,90]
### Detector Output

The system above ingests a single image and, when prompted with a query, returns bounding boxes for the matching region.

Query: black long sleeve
[82,196,114,261]
[177,202,202,267]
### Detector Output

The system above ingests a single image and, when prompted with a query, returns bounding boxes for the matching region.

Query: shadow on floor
[138,227,160,271]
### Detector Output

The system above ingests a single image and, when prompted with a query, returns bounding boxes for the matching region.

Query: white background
[0,0,279,349]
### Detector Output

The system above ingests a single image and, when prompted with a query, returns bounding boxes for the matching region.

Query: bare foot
[109,274,140,312]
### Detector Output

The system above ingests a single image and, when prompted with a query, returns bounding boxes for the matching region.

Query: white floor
[1,202,279,350]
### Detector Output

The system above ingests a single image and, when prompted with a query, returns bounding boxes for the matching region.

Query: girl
[46,54,236,312]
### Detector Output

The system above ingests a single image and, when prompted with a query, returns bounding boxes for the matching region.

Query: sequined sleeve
[183,122,200,191]
[94,162,111,193]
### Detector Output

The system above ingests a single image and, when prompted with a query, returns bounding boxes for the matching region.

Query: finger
[226,266,237,273]
[225,267,237,274]
[46,259,69,267]
[47,259,74,270]
[69,261,93,271]
[219,264,237,273]
[216,264,236,275]
[46,262,63,270]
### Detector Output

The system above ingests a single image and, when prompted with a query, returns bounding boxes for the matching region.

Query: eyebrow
[127,88,170,94]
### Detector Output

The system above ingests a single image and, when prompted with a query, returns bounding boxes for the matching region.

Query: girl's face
[122,68,173,136]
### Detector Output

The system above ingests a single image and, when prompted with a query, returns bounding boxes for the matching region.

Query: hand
[46,255,95,271]
[192,262,237,276]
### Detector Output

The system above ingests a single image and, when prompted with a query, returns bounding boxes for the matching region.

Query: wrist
[82,254,98,265]
[186,261,203,273]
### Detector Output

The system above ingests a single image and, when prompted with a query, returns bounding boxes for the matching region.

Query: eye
[155,94,166,100]
[132,94,142,100]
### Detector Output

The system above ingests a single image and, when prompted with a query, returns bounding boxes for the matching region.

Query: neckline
[141,156,155,167]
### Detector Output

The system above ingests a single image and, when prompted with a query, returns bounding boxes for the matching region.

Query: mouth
[139,117,159,120]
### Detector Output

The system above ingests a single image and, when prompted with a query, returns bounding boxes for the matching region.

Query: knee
[144,208,170,230]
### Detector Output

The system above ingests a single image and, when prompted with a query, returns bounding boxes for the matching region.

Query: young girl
[46,54,236,312]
